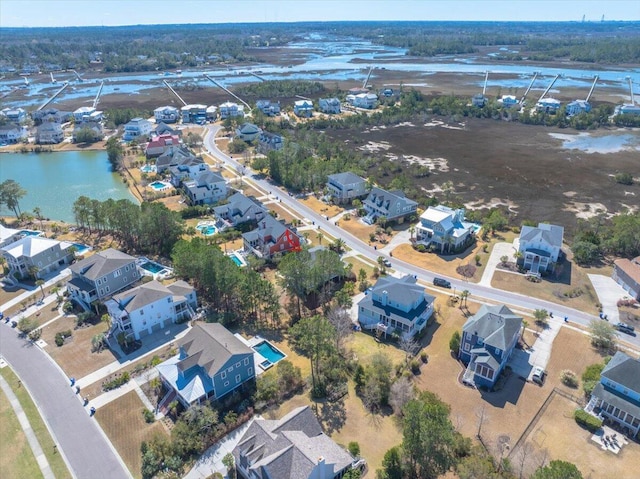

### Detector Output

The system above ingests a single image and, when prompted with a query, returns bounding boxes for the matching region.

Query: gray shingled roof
[365,186,418,214]
[113,280,173,312]
[69,248,136,280]
[327,172,365,186]
[177,322,253,377]
[520,223,564,249]
[213,192,266,222]
[601,352,640,393]
[358,275,433,323]
[462,304,522,351]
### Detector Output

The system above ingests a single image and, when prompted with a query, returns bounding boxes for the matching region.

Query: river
[0,150,138,224]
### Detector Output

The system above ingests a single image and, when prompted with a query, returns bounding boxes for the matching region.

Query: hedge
[574,408,603,432]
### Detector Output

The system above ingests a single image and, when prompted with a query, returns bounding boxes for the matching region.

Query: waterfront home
[0,125,28,144]
[67,248,139,309]
[169,161,210,187]
[153,105,179,124]
[566,99,592,116]
[219,101,244,119]
[242,215,302,259]
[415,205,476,253]
[472,93,487,108]
[1,107,27,123]
[0,224,23,249]
[235,122,261,143]
[351,92,378,109]
[293,100,314,118]
[613,256,640,301]
[255,99,281,116]
[517,223,564,274]
[145,133,181,158]
[233,405,356,479]
[357,275,435,340]
[213,192,267,230]
[156,322,255,407]
[155,145,202,173]
[72,121,103,143]
[381,88,394,97]
[151,123,181,138]
[498,95,519,108]
[106,280,196,341]
[587,351,640,438]
[73,106,103,123]
[206,105,218,121]
[319,97,341,114]
[362,186,418,224]
[257,131,284,154]
[181,104,207,124]
[459,304,522,389]
[615,104,640,116]
[1,236,74,281]
[326,172,368,204]
[35,122,64,144]
[123,117,154,141]
[182,170,227,206]
[31,108,72,124]
[536,98,561,114]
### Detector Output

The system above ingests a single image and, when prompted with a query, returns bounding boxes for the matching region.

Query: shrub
[28,328,42,341]
[142,408,155,423]
[420,350,429,363]
[614,172,633,185]
[574,409,603,432]
[410,359,421,374]
[560,370,579,388]
[54,329,72,347]
[348,441,360,457]
[449,330,461,353]
[103,372,131,391]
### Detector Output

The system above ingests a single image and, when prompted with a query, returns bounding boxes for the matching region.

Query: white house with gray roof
[358,275,435,340]
[233,405,356,479]
[416,205,476,253]
[156,322,255,407]
[182,170,227,206]
[517,223,564,273]
[587,351,640,438]
[212,192,267,231]
[67,248,139,308]
[362,187,417,224]
[319,97,341,114]
[459,304,522,389]
[106,280,196,340]
[1,236,74,281]
[326,172,368,204]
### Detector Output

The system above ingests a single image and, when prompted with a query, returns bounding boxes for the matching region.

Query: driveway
[588,274,628,323]
[479,241,516,286]
[508,318,562,381]
[0,324,132,479]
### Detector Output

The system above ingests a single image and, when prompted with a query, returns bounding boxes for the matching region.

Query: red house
[145,134,181,158]
[242,215,301,259]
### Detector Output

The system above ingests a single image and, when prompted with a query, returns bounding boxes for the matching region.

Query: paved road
[0,326,132,479]
[204,125,640,351]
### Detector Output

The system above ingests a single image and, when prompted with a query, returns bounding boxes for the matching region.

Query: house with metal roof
[67,248,139,308]
[123,117,154,141]
[459,304,523,389]
[233,405,357,479]
[517,223,564,274]
[358,275,435,340]
[0,224,22,249]
[106,280,196,341]
[212,192,267,230]
[326,172,367,204]
[362,186,417,224]
[156,322,255,407]
[587,351,640,437]
[613,256,640,301]
[416,205,476,254]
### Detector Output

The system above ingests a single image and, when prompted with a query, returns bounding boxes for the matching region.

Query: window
[125,265,129,272]
[236,362,241,368]
[221,371,226,379]
[140,309,144,315]
[463,342,470,352]
[227,367,233,373]
[106,286,110,293]
[235,374,241,383]
[113,270,121,278]
[99,289,104,296]
[224,381,229,387]
[244,358,249,366]
[248,367,253,376]
[123,277,127,283]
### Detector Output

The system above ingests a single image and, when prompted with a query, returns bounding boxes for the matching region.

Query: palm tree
[332,238,345,254]
[33,207,44,230]
[28,266,40,281]
[409,225,415,241]
[316,231,324,245]
[462,289,470,309]
[35,279,45,300]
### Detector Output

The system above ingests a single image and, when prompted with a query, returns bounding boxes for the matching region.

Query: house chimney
[317,456,326,479]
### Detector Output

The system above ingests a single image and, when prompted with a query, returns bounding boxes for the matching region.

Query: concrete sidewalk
[0,374,55,479]
[1,268,70,314]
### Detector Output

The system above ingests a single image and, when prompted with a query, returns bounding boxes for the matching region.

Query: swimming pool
[140,261,165,274]
[140,164,156,174]
[230,255,243,266]
[71,242,90,254]
[18,230,43,237]
[253,341,286,365]
[196,222,217,236]
[149,181,169,190]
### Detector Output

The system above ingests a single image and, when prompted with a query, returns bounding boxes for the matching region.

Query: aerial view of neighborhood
[1,1,639,478]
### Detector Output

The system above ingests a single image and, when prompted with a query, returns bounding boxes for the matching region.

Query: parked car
[615,322,636,335]
[433,277,451,288]
[531,366,546,385]
[382,258,391,267]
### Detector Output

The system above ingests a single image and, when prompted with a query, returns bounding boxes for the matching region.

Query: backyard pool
[196,221,217,236]
[231,255,243,266]
[253,341,286,365]
[71,242,91,254]
[149,181,170,191]
[18,230,44,237]
[228,251,246,267]
[140,261,165,274]
[140,164,157,174]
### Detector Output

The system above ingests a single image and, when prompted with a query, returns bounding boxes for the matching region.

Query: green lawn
[0,367,72,479]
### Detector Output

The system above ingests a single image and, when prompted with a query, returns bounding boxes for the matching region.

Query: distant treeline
[235,80,326,99]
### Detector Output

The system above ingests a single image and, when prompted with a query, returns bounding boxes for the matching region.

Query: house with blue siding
[157,322,255,407]
[459,304,522,389]
[416,205,476,253]
[362,187,417,224]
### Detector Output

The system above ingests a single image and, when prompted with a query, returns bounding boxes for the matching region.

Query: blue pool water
[230,255,243,266]
[71,242,90,254]
[196,224,217,236]
[140,261,164,274]
[18,230,43,236]
[253,341,286,364]
[149,181,166,190]
[140,164,156,173]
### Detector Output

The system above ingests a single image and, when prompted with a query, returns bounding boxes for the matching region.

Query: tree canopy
[0,179,26,219]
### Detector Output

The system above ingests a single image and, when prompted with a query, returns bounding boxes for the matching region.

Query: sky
[1,0,639,27]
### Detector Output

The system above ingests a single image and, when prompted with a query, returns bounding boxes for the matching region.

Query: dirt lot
[299,195,343,219]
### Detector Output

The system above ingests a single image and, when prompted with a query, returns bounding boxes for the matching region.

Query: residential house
[613,256,640,301]
[415,205,476,253]
[31,108,72,125]
[153,106,179,124]
[326,172,368,204]
[181,104,207,124]
[0,125,28,144]
[256,99,280,116]
[566,100,591,116]
[73,106,103,123]
[155,145,202,173]
[351,92,378,109]
[1,236,74,280]
[257,131,284,154]
[242,215,302,259]
[146,134,182,158]
[459,304,522,389]
[213,192,267,230]
[498,95,519,108]
[67,248,139,308]
[0,224,23,249]
[106,280,197,341]
[536,98,561,114]
[517,223,564,274]
[362,186,418,224]
[35,122,64,144]
[169,162,210,187]
[471,93,487,108]
[206,105,218,121]
[233,405,355,479]
[293,100,314,118]
[1,107,27,123]
[615,104,640,116]
[587,351,640,438]
[183,170,227,206]
[319,97,341,114]
[219,101,244,119]
[156,322,255,407]
[72,121,103,143]
[235,123,261,143]
[381,88,394,97]
[123,117,153,141]
[151,123,181,138]
[357,275,435,339]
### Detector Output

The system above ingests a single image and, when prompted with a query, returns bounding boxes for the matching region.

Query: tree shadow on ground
[316,397,347,434]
